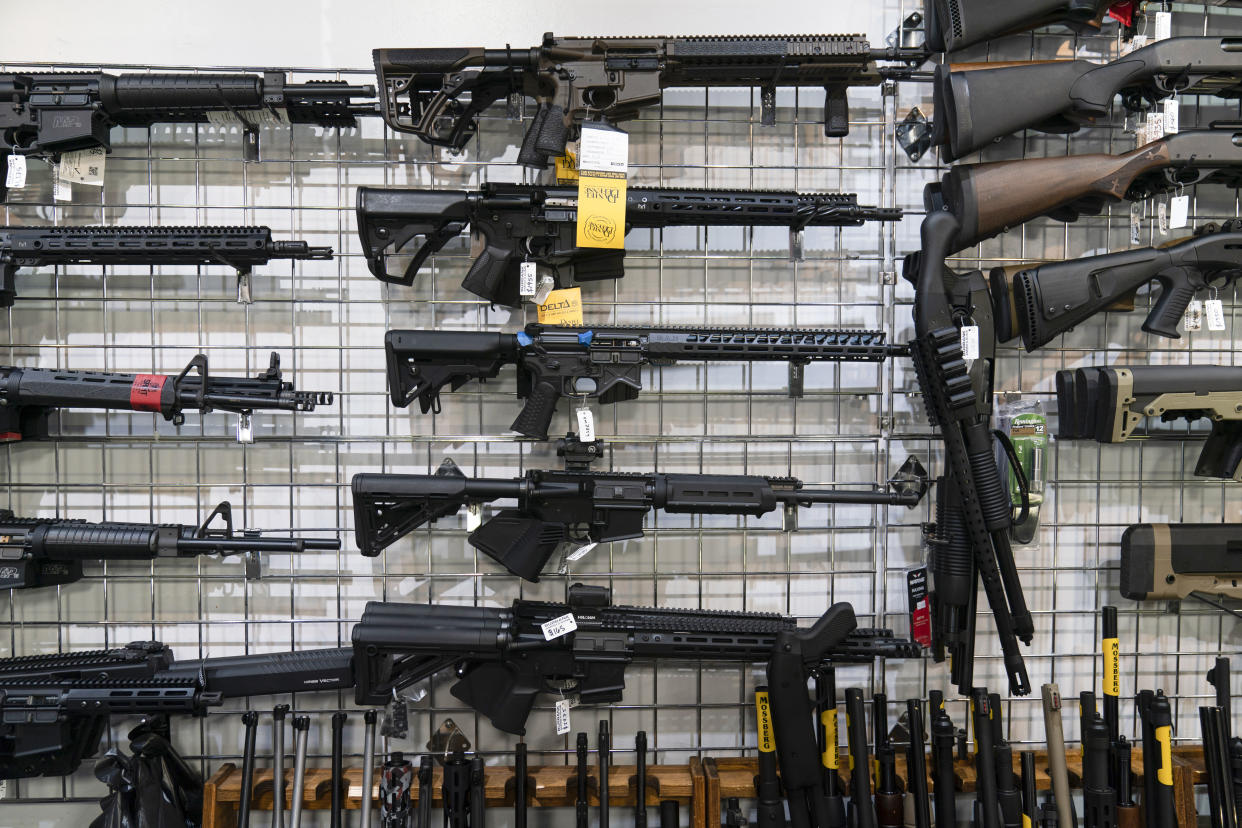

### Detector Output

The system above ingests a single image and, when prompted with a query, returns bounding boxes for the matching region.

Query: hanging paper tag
[57,147,106,186]
[1169,195,1189,229]
[465,502,482,532]
[533,275,555,305]
[555,698,572,735]
[1184,298,1203,331]
[1157,200,1168,234]
[1130,202,1143,246]
[53,173,71,202]
[1146,112,1163,143]
[541,612,578,641]
[575,123,628,250]
[576,406,595,442]
[537,287,584,325]
[4,155,26,190]
[565,541,598,562]
[520,261,538,297]
[1163,99,1179,135]
[1153,11,1172,41]
[960,325,980,360]
[1122,34,1147,55]
[555,145,580,185]
[1206,298,1226,331]
[906,566,932,648]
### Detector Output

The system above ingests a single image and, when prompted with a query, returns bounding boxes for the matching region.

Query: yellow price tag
[537,287,584,325]
[821,707,838,770]
[1103,637,1120,697]
[555,149,579,184]
[575,170,626,249]
[755,691,775,754]
[1156,725,1173,786]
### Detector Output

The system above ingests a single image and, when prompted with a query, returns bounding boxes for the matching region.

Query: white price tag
[1163,99,1179,135]
[1157,200,1168,234]
[565,541,598,562]
[1206,298,1227,331]
[466,502,482,532]
[541,612,578,641]
[1184,299,1203,331]
[53,174,71,202]
[533,275,555,305]
[4,155,26,190]
[1170,195,1189,229]
[1146,113,1163,144]
[959,325,980,360]
[555,698,572,735]
[1153,11,1172,41]
[577,124,629,174]
[575,406,595,442]
[57,147,106,186]
[520,261,538,297]
[1130,202,1143,246]
[1122,34,1148,55]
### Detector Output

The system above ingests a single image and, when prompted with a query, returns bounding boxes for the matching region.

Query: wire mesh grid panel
[0,1,1238,824]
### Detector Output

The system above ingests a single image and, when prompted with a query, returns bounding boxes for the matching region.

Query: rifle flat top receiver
[357,184,901,306]
[0,351,332,442]
[933,36,1242,161]
[1055,365,1242,480]
[0,499,341,589]
[991,220,1242,350]
[373,34,925,169]
[926,127,1242,254]
[351,583,920,734]
[0,70,377,199]
[386,324,907,440]
[923,0,1112,54]
[0,225,333,305]
[351,456,928,581]
[1120,523,1242,602]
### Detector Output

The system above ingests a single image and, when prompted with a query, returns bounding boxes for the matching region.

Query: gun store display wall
[2,0,1241,826]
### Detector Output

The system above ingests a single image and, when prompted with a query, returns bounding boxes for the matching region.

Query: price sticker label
[57,147,106,186]
[5,155,26,190]
[1206,298,1227,331]
[541,612,578,641]
[533,275,556,305]
[1163,99,1179,135]
[1153,10,1172,41]
[53,174,71,202]
[578,124,629,174]
[576,406,595,442]
[565,541,598,562]
[1130,202,1143,246]
[1157,200,1168,234]
[960,325,980,360]
[520,261,538,297]
[466,502,482,532]
[1184,298,1203,331]
[555,698,572,735]
[1170,195,1189,229]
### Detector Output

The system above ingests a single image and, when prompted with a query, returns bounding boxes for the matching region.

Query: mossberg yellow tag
[845,713,853,770]
[1156,725,1173,786]
[755,691,775,754]
[555,148,579,185]
[537,287,583,325]
[1023,817,1032,828]
[821,707,838,770]
[575,171,626,249]
[1103,637,1120,697]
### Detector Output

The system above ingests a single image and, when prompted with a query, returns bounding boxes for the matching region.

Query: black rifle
[386,324,908,440]
[0,351,331,442]
[926,127,1242,254]
[1055,365,1242,481]
[373,36,926,169]
[990,220,1242,351]
[907,699,931,828]
[0,641,355,779]
[923,0,1113,54]
[971,690,1001,828]
[0,225,332,305]
[933,36,1242,160]
[1121,523,1242,602]
[351,457,928,581]
[845,688,876,828]
[906,211,1032,696]
[755,685,788,828]
[928,691,956,828]
[0,499,339,589]
[989,693,1022,828]
[357,184,901,306]
[0,71,375,200]
[350,583,919,736]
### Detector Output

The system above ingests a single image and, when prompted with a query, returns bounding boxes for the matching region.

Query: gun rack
[202,747,1208,828]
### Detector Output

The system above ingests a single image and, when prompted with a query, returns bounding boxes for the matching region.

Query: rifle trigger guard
[171,354,210,423]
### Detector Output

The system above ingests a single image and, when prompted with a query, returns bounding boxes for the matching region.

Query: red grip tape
[130,374,167,412]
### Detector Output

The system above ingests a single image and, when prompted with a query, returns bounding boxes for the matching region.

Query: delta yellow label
[820,707,838,770]
[555,149,579,184]
[536,287,583,326]
[575,170,626,249]
[755,691,776,754]
[1155,725,1173,786]
[1103,637,1120,696]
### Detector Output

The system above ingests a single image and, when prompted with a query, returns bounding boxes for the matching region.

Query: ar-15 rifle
[373,34,928,169]
[0,500,340,589]
[357,184,902,306]
[1055,365,1242,480]
[990,220,1242,351]
[352,457,928,581]
[0,351,332,443]
[923,0,1114,54]
[0,641,355,779]
[925,127,1242,254]
[0,224,333,305]
[351,583,919,736]
[385,324,907,440]
[933,36,1242,161]
[0,70,376,201]
[906,211,1032,697]
[1121,523,1242,602]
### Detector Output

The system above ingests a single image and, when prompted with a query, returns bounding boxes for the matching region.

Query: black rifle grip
[823,84,849,138]
[461,243,520,306]
[510,379,560,440]
[1144,273,1197,339]
[1196,421,1242,481]
[534,105,568,156]
[517,104,554,169]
